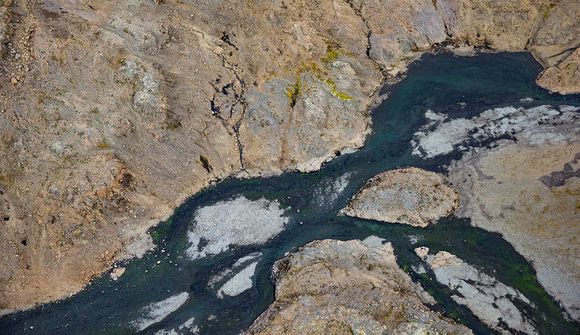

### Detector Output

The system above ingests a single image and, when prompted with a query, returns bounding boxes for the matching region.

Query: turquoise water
[1,52,579,334]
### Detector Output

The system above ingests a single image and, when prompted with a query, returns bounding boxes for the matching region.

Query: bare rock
[448,141,580,321]
[0,0,579,313]
[536,48,580,95]
[416,248,537,334]
[110,267,126,281]
[245,239,472,335]
[529,0,580,67]
[341,168,459,227]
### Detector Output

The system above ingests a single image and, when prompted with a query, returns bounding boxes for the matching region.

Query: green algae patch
[150,217,174,244]
[321,45,340,65]
[286,76,302,107]
[324,78,352,101]
[285,43,354,106]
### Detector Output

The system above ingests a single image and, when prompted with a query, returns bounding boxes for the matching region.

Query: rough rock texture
[412,105,579,158]
[130,292,190,332]
[208,252,262,299]
[245,239,472,335]
[415,248,538,334]
[186,196,288,260]
[448,142,580,320]
[341,167,459,227]
[537,48,580,94]
[0,0,578,311]
[0,1,11,58]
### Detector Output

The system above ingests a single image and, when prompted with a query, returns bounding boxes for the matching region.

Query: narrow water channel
[1,52,578,335]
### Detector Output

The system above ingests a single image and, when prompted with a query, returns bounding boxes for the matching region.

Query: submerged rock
[411,105,579,159]
[186,196,288,259]
[245,239,472,335]
[312,172,353,208]
[341,168,459,227]
[416,248,537,335]
[131,292,189,331]
[216,260,259,299]
[208,252,262,298]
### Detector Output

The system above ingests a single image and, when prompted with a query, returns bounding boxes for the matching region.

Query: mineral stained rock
[415,248,538,335]
[341,168,459,227]
[245,239,472,335]
[0,0,578,311]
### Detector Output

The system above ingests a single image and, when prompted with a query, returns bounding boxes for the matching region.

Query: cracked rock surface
[416,248,538,335]
[341,167,459,227]
[245,239,472,335]
[0,0,578,311]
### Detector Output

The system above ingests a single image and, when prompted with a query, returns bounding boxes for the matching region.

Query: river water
[1,52,579,334]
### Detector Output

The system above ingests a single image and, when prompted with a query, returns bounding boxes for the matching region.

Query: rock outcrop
[341,168,459,227]
[537,48,580,94]
[0,0,578,311]
[245,239,472,335]
[448,141,580,321]
[411,102,580,320]
[415,248,538,334]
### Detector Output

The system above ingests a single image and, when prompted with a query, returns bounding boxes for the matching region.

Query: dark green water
[2,52,579,335]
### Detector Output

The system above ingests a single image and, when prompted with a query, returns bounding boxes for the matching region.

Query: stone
[341,167,459,227]
[186,196,288,260]
[245,239,472,335]
[216,260,259,299]
[1,0,578,312]
[109,267,126,281]
[536,48,580,95]
[448,141,580,321]
[411,105,579,158]
[130,292,189,331]
[208,252,262,298]
[416,248,537,334]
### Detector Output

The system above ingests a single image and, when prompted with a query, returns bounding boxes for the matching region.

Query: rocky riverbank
[245,239,472,335]
[415,248,538,334]
[341,167,459,227]
[0,0,578,312]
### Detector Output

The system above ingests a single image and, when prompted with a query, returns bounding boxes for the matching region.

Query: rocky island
[341,167,459,227]
[0,0,579,334]
[246,239,472,335]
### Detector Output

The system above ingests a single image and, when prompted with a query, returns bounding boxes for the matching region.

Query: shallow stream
[2,52,579,334]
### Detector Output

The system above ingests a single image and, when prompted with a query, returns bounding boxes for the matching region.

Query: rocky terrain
[448,141,580,321]
[415,248,538,334]
[410,103,580,320]
[341,167,459,227]
[245,239,472,335]
[0,0,578,312]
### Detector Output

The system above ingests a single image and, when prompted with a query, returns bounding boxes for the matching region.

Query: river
[1,52,578,335]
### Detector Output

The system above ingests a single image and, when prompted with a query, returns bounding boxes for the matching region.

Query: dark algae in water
[1,52,579,334]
